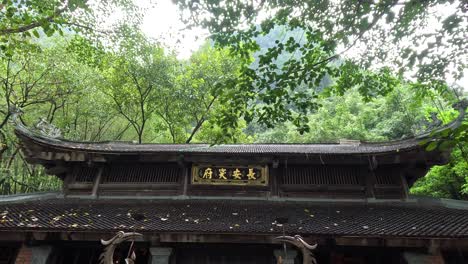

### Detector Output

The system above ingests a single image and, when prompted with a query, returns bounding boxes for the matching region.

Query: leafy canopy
[0,0,142,57]
[175,0,467,140]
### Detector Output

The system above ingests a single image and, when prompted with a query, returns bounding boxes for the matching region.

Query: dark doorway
[48,242,149,264]
[327,246,406,264]
[173,244,276,264]
[0,244,19,264]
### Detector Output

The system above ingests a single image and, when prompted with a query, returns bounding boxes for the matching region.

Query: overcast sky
[140,0,208,59]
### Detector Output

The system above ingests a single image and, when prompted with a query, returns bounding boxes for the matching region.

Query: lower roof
[1,196,468,239]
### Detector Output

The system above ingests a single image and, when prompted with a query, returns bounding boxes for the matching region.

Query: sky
[140,0,208,59]
[139,0,467,91]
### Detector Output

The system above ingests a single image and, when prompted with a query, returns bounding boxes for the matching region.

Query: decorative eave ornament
[275,235,318,264]
[34,117,61,138]
[11,105,61,138]
[99,231,143,264]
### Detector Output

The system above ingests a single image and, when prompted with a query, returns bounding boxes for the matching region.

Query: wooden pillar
[403,252,445,264]
[365,169,376,199]
[30,246,53,264]
[15,245,32,264]
[62,174,72,197]
[91,167,103,198]
[274,249,297,264]
[330,252,345,264]
[270,165,280,198]
[149,247,173,264]
[400,171,410,200]
[15,245,53,264]
[182,166,189,196]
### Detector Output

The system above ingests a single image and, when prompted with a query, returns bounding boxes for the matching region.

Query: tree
[411,145,468,200]
[0,0,142,57]
[104,39,246,144]
[104,40,176,144]
[252,84,428,143]
[0,39,99,194]
[0,37,132,195]
[176,44,243,143]
[174,0,467,140]
[0,47,74,157]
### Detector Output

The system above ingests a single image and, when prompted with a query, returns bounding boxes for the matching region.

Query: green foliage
[101,38,244,144]
[103,37,178,143]
[0,38,121,194]
[253,85,427,143]
[0,0,141,57]
[411,100,468,199]
[330,62,400,102]
[0,1,466,201]
[411,146,468,200]
[175,0,467,139]
[420,109,467,153]
[177,44,244,143]
[212,24,340,140]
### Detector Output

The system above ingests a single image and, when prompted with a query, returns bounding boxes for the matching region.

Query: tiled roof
[14,99,467,156]
[16,124,422,155]
[1,198,468,238]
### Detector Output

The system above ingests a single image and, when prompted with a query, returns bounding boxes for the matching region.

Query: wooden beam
[365,169,376,199]
[400,170,409,200]
[182,166,188,196]
[44,165,68,176]
[67,183,93,190]
[63,173,73,196]
[335,237,385,247]
[91,167,103,197]
[98,183,180,190]
[270,166,279,198]
[158,233,277,244]
[335,237,468,249]
[3,230,468,251]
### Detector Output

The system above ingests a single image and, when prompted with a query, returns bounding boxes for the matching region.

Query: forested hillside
[0,0,466,199]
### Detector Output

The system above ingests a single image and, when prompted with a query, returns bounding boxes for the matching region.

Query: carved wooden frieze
[191,165,268,186]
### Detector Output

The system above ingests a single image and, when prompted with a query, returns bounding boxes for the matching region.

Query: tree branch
[185,95,218,143]
[308,1,399,69]
[0,1,69,35]
[60,22,112,34]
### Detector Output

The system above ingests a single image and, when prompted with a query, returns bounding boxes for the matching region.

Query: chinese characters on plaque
[191,165,268,186]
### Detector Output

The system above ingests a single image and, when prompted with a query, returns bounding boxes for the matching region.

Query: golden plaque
[191,165,268,186]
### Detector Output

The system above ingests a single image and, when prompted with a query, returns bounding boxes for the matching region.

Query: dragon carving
[275,235,318,264]
[99,231,143,264]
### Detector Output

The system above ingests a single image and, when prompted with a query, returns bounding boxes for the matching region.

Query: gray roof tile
[1,199,467,238]
[16,124,421,155]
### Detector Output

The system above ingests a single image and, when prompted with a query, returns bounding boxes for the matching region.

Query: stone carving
[34,118,61,138]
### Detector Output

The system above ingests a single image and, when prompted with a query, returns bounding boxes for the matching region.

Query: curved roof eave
[13,100,467,156]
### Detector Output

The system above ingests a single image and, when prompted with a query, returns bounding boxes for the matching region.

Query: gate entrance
[174,244,276,264]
